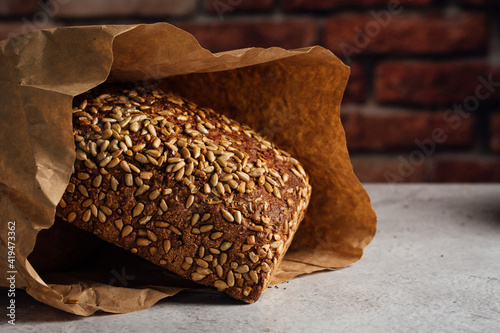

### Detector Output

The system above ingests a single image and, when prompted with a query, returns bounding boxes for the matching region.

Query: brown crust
[56,83,311,302]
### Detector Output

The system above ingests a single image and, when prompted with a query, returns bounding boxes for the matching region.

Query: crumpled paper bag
[0,23,377,315]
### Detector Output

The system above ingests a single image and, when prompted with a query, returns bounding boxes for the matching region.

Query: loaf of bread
[56,83,311,302]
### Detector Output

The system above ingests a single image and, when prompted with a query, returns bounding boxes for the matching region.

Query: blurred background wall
[1,0,499,182]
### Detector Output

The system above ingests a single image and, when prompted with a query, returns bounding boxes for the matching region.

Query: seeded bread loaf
[56,83,311,303]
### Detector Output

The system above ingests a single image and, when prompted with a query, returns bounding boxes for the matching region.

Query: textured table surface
[4,184,500,332]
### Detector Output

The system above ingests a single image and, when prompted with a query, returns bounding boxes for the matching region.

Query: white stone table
[5,184,500,332]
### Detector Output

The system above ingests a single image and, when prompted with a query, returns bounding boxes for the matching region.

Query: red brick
[205,0,273,16]
[432,155,500,182]
[351,155,427,182]
[281,0,430,11]
[460,0,499,5]
[489,66,500,102]
[343,62,366,103]
[490,113,500,153]
[0,0,39,16]
[374,60,490,106]
[340,106,475,151]
[175,19,318,52]
[52,0,196,18]
[324,13,488,58]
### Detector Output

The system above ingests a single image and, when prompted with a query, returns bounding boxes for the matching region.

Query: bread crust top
[56,83,311,302]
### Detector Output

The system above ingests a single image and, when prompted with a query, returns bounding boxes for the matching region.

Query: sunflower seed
[185,195,194,208]
[67,212,77,223]
[135,177,143,187]
[85,159,97,169]
[220,174,233,182]
[169,225,182,236]
[216,182,225,195]
[148,189,160,200]
[152,137,161,149]
[227,270,235,287]
[76,150,87,161]
[181,257,193,270]
[135,185,150,196]
[58,198,67,208]
[121,225,133,238]
[191,272,206,282]
[132,203,144,217]
[67,183,75,193]
[107,157,120,168]
[147,230,157,242]
[114,219,124,231]
[209,248,220,255]
[233,210,242,224]
[81,209,91,222]
[136,238,151,246]
[221,209,234,222]
[191,214,200,226]
[98,210,106,223]
[175,167,185,181]
[210,232,223,240]
[140,171,153,180]
[160,199,168,212]
[261,262,271,273]
[92,174,102,187]
[283,173,289,182]
[146,149,161,158]
[129,163,140,173]
[135,153,148,164]
[220,242,232,251]
[77,185,89,197]
[125,173,134,186]
[192,146,201,158]
[235,264,249,274]
[119,160,131,173]
[195,258,209,268]
[214,280,228,290]
[100,205,112,216]
[100,140,110,153]
[249,225,264,232]
[132,143,146,152]
[249,252,259,263]
[200,224,214,233]
[129,122,140,132]
[111,176,119,192]
[243,286,252,297]
[81,198,93,208]
[90,204,98,217]
[163,239,171,254]
[210,173,218,187]
[236,182,246,193]
[89,142,98,156]
[215,265,223,278]
[99,156,112,167]
[139,215,152,225]
[249,168,265,177]
[172,161,185,172]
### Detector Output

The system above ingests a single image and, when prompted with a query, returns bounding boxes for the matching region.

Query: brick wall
[2,0,499,182]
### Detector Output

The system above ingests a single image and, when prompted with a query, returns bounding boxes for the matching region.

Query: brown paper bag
[0,23,377,315]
